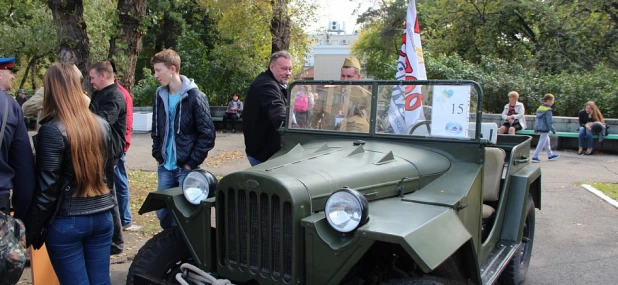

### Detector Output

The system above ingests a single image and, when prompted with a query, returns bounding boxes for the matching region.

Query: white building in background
[300,21,360,80]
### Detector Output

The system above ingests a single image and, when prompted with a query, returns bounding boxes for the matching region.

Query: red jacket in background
[116,81,134,153]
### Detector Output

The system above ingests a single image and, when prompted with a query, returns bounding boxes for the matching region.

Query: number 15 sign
[430,85,471,139]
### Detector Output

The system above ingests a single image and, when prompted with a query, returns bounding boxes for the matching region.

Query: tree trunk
[108,0,147,94]
[18,61,32,91]
[46,0,91,93]
[270,0,291,54]
[30,60,38,91]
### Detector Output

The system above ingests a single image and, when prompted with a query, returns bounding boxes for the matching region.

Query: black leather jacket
[25,116,115,234]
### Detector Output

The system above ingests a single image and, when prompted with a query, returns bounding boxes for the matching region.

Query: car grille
[217,188,294,282]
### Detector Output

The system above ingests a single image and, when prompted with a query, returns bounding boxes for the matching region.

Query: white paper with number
[430,85,471,138]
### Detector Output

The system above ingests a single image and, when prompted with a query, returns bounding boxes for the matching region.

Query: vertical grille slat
[271,195,281,278]
[238,190,248,269]
[217,192,226,266]
[249,192,259,272]
[260,193,270,275]
[283,202,293,282]
[222,188,294,281]
[228,191,237,265]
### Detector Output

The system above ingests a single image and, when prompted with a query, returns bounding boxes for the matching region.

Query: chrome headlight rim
[325,188,369,233]
[182,169,217,205]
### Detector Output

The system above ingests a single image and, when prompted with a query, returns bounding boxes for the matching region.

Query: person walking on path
[222,93,243,133]
[88,60,126,255]
[532,93,560,163]
[151,49,216,230]
[577,101,605,155]
[24,62,116,285]
[0,56,35,220]
[243,51,292,166]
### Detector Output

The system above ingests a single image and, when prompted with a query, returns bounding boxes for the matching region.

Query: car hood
[231,139,451,212]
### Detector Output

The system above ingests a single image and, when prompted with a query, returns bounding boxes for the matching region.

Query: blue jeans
[156,165,192,229]
[578,127,593,148]
[114,153,132,227]
[247,155,262,166]
[46,211,113,285]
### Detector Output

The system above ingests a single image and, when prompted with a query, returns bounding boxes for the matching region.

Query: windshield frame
[285,80,484,144]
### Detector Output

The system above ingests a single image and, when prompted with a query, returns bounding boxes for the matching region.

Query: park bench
[515,129,618,152]
[515,129,618,140]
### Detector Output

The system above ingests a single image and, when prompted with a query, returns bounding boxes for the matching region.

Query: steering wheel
[407,120,432,135]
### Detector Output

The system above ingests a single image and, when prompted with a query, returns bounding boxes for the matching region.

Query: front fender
[302,197,475,284]
[138,189,216,272]
[501,165,541,241]
[359,198,472,272]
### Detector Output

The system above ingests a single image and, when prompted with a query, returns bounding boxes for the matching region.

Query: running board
[479,240,520,284]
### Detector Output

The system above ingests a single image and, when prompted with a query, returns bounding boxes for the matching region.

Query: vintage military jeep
[128,80,540,285]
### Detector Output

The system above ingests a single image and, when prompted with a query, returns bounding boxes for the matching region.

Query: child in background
[532,93,560,163]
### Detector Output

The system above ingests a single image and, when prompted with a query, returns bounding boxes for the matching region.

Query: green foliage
[84,0,116,61]
[353,0,618,118]
[132,0,315,106]
[426,54,618,117]
[0,0,56,90]
[132,68,159,107]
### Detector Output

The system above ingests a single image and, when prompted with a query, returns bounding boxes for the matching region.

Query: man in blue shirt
[151,49,216,229]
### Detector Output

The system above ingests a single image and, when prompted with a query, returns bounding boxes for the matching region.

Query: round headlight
[182,170,218,205]
[325,188,369,233]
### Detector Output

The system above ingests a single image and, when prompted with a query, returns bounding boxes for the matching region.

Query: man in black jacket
[0,57,35,220]
[88,60,126,254]
[151,49,216,229]
[243,51,293,166]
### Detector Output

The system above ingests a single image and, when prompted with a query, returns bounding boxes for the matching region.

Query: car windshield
[287,81,485,142]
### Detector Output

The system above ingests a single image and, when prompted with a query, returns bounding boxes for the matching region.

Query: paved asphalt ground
[20,132,618,284]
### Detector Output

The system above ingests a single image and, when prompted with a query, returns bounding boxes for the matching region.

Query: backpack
[294,94,309,112]
[0,212,27,284]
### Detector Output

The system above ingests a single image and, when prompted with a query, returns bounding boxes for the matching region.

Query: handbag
[0,93,28,284]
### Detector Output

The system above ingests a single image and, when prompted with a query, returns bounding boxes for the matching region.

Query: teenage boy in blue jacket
[532,93,560,163]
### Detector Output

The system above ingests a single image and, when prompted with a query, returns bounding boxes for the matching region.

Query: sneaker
[231,129,236,133]
[123,224,143,232]
[531,157,541,163]
[222,129,227,133]
[548,154,560,161]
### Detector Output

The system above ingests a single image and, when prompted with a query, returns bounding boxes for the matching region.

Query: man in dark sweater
[88,60,126,255]
[243,51,293,166]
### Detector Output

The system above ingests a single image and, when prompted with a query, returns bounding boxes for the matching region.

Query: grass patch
[577,181,618,201]
[127,170,162,237]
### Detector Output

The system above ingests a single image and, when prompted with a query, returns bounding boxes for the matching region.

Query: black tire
[498,193,536,285]
[381,277,445,285]
[126,228,192,285]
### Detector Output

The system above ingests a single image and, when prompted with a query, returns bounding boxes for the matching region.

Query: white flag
[387,0,427,134]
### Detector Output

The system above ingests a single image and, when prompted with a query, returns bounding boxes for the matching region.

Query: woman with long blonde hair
[578,101,605,155]
[25,62,115,285]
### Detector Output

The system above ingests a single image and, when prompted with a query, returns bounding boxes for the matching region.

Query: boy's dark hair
[543,93,554,102]
[151,49,181,72]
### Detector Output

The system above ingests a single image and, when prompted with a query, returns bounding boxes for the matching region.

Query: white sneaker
[122,225,143,232]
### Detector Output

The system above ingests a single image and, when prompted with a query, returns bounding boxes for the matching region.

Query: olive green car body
[137,80,541,285]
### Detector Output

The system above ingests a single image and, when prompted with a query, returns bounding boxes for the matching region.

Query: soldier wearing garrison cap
[340,56,362,81]
[0,56,35,220]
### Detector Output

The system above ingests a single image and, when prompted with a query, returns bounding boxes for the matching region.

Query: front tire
[126,228,192,285]
[499,193,536,285]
